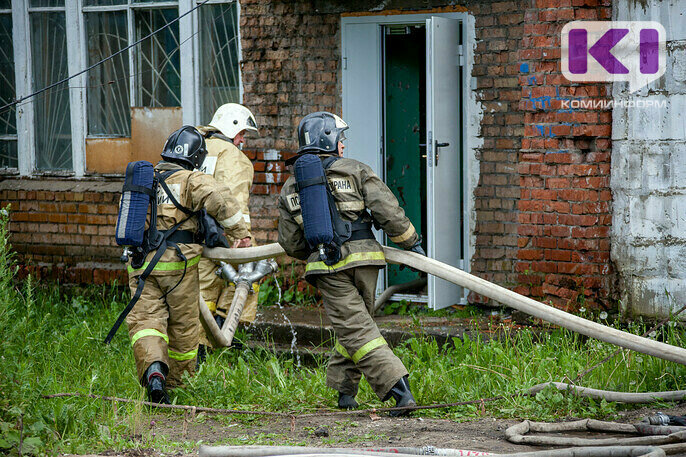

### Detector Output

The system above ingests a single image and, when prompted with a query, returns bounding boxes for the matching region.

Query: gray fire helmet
[294,112,349,159]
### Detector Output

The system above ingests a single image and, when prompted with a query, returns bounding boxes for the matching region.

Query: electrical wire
[0,0,212,114]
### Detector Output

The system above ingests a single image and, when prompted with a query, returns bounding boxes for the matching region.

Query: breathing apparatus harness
[106,163,226,344]
[294,154,375,266]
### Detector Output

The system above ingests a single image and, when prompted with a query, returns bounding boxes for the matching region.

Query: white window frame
[7,0,240,177]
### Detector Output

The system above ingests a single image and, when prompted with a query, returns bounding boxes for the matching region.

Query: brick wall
[240,0,340,246]
[0,180,125,284]
[514,0,615,310]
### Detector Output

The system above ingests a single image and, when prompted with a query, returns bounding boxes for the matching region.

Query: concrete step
[243,306,516,350]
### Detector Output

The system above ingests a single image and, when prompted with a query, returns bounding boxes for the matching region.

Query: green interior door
[384,26,426,287]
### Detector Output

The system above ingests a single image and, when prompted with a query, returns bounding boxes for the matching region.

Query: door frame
[341,11,476,305]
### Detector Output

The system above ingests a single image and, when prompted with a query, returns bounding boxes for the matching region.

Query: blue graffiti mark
[535,125,554,137]
[526,96,552,111]
[532,123,580,138]
[546,149,569,154]
[528,76,537,86]
[520,63,529,73]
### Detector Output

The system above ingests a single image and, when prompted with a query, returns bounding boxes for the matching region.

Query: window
[85,11,130,136]
[0,1,17,168]
[85,1,181,137]
[198,1,240,124]
[30,2,73,170]
[2,0,240,176]
[135,7,181,108]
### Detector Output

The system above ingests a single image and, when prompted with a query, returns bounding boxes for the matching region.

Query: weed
[258,261,318,307]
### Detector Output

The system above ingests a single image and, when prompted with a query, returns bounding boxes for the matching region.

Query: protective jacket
[197,126,253,231]
[127,161,250,277]
[278,156,419,278]
[126,160,249,386]
[196,127,258,325]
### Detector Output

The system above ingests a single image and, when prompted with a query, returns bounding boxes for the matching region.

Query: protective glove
[408,241,426,257]
[400,237,426,272]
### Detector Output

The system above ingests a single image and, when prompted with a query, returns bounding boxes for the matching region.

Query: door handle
[434,141,450,165]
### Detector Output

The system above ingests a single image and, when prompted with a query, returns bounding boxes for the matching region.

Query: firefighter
[277,112,425,415]
[126,126,250,404]
[196,104,260,352]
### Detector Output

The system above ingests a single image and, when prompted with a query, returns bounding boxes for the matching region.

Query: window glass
[0,1,11,9]
[31,12,72,170]
[29,0,65,7]
[135,8,181,107]
[199,2,240,125]
[86,11,130,136]
[0,12,17,168]
[83,0,126,5]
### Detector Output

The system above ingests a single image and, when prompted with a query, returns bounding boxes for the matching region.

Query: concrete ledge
[0,178,123,193]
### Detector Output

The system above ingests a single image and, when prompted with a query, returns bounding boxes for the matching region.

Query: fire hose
[198,444,669,456]
[198,258,278,348]
[203,243,686,367]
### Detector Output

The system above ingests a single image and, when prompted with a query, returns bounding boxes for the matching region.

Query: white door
[426,16,463,310]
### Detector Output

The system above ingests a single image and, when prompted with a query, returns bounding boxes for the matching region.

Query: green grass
[2,210,686,455]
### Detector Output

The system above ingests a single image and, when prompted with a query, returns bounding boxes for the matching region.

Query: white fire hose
[203,243,686,367]
[198,258,278,348]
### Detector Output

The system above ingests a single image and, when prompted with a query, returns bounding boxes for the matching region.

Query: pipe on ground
[203,244,686,366]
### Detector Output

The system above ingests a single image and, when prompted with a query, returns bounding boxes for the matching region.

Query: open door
[426,16,463,310]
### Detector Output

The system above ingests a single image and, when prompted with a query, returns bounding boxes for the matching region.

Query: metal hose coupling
[216,261,240,284]
[239,259,279,286]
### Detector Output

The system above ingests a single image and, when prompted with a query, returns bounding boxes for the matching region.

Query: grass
[2,209,686,455]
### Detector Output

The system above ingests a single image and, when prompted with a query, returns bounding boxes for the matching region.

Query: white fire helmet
[209,103,259,139]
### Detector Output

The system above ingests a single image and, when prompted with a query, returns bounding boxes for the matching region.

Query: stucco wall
[611,0,686,317]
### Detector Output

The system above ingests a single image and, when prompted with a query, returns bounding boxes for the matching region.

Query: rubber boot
[196,344,207,370]
[337,392,359,410]
[144,361,170,405]
[384,375,416,417]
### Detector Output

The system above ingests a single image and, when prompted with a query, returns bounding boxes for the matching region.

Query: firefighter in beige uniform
[196,104,259,339]
[278,112,424,415]
[126,126,250,403]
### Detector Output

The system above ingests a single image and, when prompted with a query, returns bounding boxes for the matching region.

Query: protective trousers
[316,266,408,400]
[126,265,200,388]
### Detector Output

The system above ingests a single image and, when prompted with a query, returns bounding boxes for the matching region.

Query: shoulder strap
[155,170,196,217]
[321,155,339,170]
[207,131,232,143]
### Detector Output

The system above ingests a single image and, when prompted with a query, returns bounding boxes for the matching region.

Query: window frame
[6,0,241,177]
[0,5,18,173]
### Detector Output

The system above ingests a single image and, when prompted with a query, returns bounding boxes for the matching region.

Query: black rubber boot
[144,361,170,405]
[385,376,416,417]
[337,392,359,410]
[196,344,207,370]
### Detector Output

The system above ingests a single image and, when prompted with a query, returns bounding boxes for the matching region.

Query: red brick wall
[0,181,126,284]
[514,0,615,310]
[240,0,340,246]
